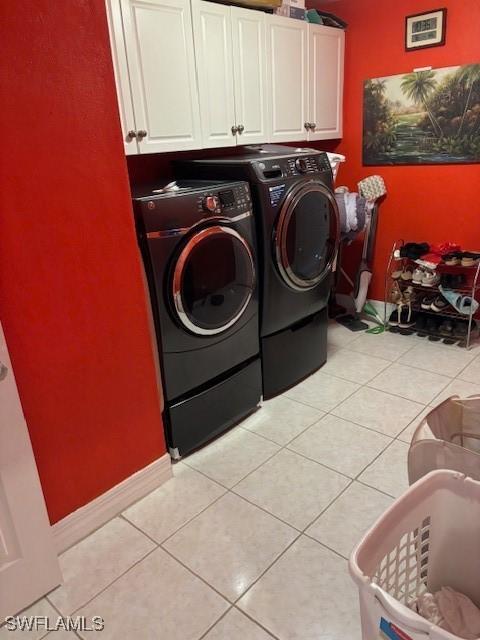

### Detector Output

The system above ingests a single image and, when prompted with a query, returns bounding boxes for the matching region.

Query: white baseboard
[52,453,172,553]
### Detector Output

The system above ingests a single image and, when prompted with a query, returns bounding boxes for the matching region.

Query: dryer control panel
[252,153,332,181]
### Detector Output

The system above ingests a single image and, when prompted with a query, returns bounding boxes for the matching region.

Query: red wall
[315,0,480,300]
[0,1,166,524]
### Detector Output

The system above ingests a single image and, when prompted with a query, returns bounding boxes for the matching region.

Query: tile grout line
[52,545,159,617]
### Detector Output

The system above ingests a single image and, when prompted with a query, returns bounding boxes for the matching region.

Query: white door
[266,15,308,143]
[308,25,344,140]
[120,0,202,153]
[0,323,61,619]
[192,0,237,148]
[106,0,138,155]
[231,6,268,145]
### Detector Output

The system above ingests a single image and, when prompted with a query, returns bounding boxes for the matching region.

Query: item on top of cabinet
[305,9,347,28]
[274,3,305,19]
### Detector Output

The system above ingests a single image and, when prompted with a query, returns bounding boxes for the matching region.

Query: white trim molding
[52,453,172,553]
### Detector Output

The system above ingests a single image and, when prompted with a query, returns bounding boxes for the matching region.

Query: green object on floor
[363,301,386,334]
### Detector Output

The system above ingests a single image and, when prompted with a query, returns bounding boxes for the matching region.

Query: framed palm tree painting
[363,64,480,165]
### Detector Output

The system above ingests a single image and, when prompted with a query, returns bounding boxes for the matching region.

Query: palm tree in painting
[457,64,480,135]
[401,70,444,137]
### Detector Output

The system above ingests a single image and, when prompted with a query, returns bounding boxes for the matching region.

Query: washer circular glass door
[172,224,255,335]
[275,181,340,291]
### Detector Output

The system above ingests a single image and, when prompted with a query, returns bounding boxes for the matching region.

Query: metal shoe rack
[384,240,480,349]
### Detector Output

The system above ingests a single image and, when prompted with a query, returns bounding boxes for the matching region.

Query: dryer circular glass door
[274,181,340,291]
[172,225,255,336]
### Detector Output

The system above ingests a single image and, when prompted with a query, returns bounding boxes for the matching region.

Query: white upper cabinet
[106,0,344,153]
[115,0,202,153]
[230,6,268,144]
[266,15,308,143]
[308,24,344,140]
[192,0,236,148]
[106,0,137,154]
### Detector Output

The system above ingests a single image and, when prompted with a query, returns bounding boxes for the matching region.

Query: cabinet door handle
[0,362,8,382]
[231,125,238,135]
[304,122,311,130]
[310,122,316,130]
[237,124,244,134]
[127,130,137,140]
[137,130,147,140]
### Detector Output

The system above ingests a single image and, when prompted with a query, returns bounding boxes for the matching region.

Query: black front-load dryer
[176,147,340,398]
[132,180,261,458]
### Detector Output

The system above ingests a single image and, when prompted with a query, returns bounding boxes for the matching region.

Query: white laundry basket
[408,396,480,486]
[349,470,480,640]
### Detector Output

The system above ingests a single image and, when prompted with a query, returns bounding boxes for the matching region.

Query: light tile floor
[7,322,480,639]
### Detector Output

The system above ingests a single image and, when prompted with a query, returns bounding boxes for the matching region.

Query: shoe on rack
[412,267,425,284]
[453,320,469,339]
[398,304,416,329]
[422,270,441,287]
[441,273,466,289]
[397,242,430,260]
[439,286,479,315]
[426,317,441,341]
[421,295,436,310]
[400,267,413,281]
[439,319,454,337]
[402,286,416,304]
[431,296,450,313]
[388,308,400,326]
[415,314,428,337]
[443,254,460,266]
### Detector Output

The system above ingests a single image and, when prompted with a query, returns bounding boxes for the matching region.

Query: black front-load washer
[132,180,261,458]
[176,147,340,398]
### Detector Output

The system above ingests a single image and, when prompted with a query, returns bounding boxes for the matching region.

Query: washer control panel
[196,183,251,217]
[133,180,252,234]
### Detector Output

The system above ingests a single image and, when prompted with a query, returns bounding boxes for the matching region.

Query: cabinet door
[231,6,268,145]
[106,0,138,155]
[308,25,344,140]
[192,0,237,148]
[266,15,308,143]
[120,0,202,153]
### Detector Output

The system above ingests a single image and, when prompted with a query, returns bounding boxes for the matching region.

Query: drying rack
[384,240,480,349]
